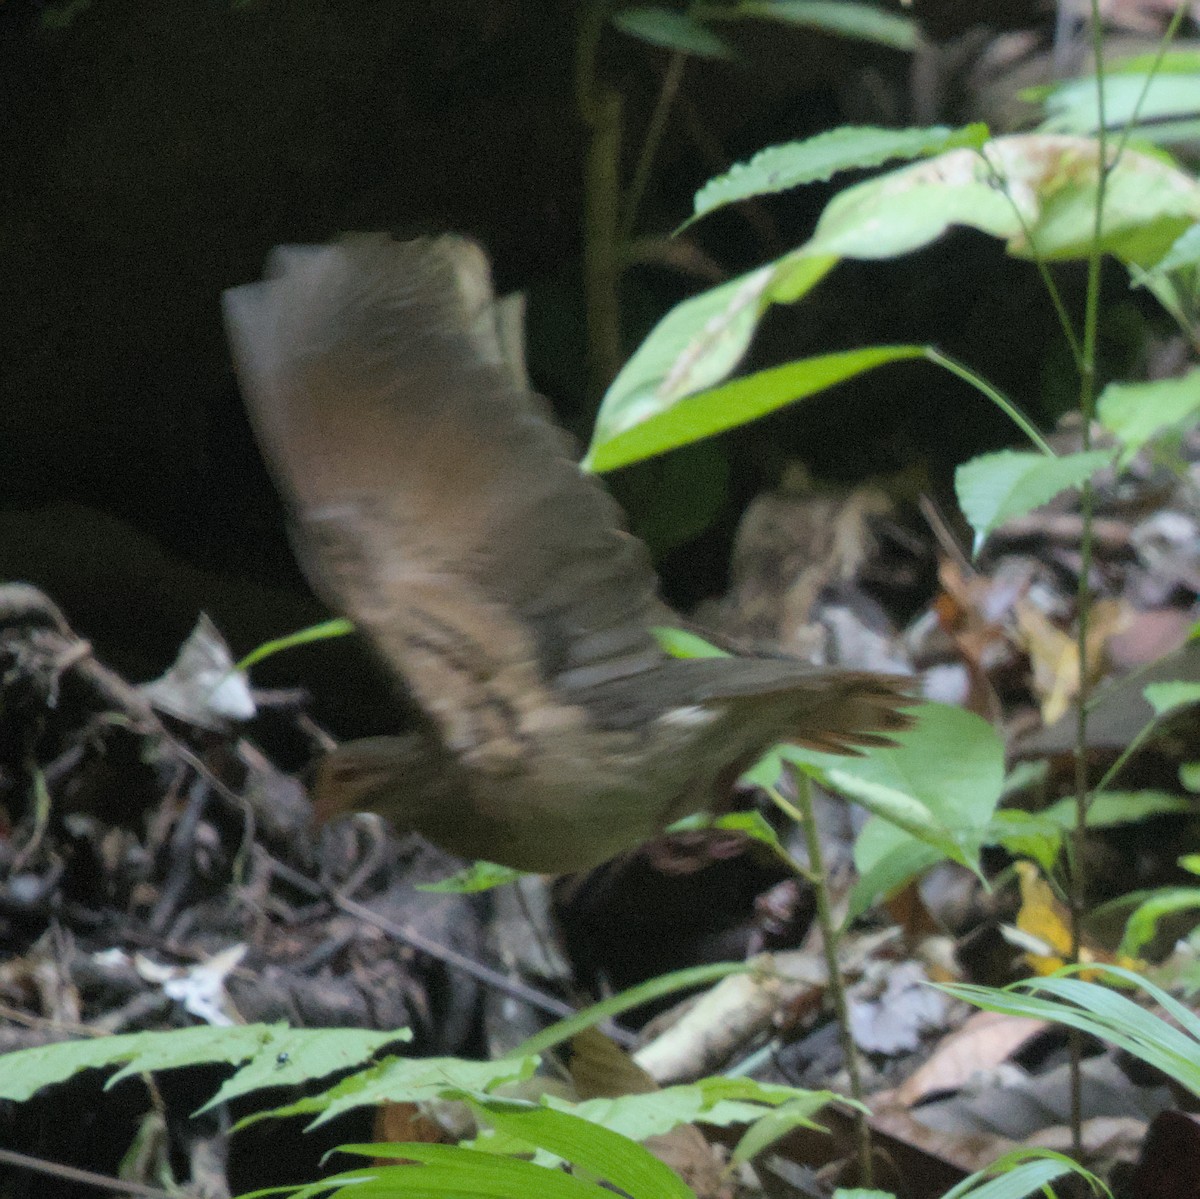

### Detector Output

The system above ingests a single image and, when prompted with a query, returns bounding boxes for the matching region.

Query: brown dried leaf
[893,1010,1047,1107]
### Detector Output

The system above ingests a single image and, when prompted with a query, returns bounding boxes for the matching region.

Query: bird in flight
[223,234,911,872]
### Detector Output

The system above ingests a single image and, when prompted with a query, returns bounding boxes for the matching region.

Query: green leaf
[1038,72,1200,139]
[1182,762,1200,792]
[466,1098,696,1199]
[1042,789,1193,828]
[197,1027,414,1115]
[1148,221,1200,275]
[419,861,527,893]
[806,134,1200,268]
[729,1093,836,1164]
[846,832,943,923]
[242,1054,538,1130]
[788,703,1005,893]
[595,134,1200,478]
[1003,137,1200,265]
[769,251,842,303]
[737,1,917,50]
[585,256,836,470]
[588,344,923,471]
[983,810,1064,874]
[552,1077,838,1147]
[708,810,786,853]
[652,626,730,659]
[805,150,1017,259]
[590,264,780,441]
[956,449,1111,553]
[826,775,970,864]
[945,964,1200,1099]
[318,1143,612,1197]
[1097,368,1200,464]
[941,1149,1106,1198]
[613,7,731,58]
[1120,887,1200,956]
[0,1024,406,1107]
[740,747,785,789]
[1144,680,1200,715]
[792,703,1004,827]
[695,1074,847,1108]
[693,124,987,221]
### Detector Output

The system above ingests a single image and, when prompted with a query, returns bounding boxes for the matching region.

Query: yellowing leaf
[1015,861,1074,975]
[1013,862,1143,978]
[1015,598,1129,725]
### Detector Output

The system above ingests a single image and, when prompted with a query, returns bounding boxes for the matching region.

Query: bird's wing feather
[577,655,912,750]
[223,235,668,751]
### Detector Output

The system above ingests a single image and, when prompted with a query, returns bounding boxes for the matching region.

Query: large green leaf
[736,1,917,49]
[945,964,1200,1099]
[242,1054,538,1130]
[593,134,1200,476]
[785,704,1005,906]
[0,1024,406,1106]
[1144,680,1200,715]
[276,1142,614,1198]
[1038,71,1200,141]
[613,7,731,58]
[941,1150,1105,1199]
[807,134,1200,267]
[466,1099,696,1199]
[693,124,988,221]
[955,449,1112,553]
[585,254,836,470]
[1098,368,1200,464]
[587,344,922,471]
[791,703,1004,828]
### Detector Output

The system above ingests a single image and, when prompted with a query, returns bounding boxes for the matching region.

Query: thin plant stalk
[975,148,1083,372]
[925,349,1057,456]
[620,50,686,245]
[774,772,873,1186]
[1109,0,1191,163]
[1067,0,1112,1158]
[577,0,624,396]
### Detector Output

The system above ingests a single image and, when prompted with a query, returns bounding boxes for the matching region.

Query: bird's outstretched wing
[223,235,669,771]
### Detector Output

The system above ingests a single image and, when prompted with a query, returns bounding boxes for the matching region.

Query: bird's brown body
[223,235,911,872]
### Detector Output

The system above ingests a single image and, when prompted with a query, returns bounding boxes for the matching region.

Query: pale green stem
[925,348,1057,455]
[769,774,873,1186]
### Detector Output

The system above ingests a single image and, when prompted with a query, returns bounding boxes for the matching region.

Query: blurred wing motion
[223,234,913,869]
[224,234,667,774]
